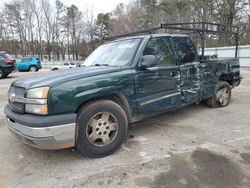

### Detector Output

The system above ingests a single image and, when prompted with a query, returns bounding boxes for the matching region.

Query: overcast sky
[60,0,132,15]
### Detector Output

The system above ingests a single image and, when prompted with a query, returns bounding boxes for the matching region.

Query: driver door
[134,36,181,117]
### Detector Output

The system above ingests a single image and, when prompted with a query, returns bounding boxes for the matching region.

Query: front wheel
[205,81,231,108]
[76,100,128,158]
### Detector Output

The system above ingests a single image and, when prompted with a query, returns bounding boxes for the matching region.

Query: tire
[30,66,37,72]
[4,73,9,78]
[0,68,4,79]
[205,81,231,108]
[76,100,128,158]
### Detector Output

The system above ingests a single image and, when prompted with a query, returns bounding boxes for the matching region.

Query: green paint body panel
[12,34,241,122]
[47,67,137,116]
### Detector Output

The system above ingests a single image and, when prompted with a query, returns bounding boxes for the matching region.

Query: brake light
[6,59,15,65]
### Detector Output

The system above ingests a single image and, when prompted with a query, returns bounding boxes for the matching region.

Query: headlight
[27,87,50,99]
[25,87,50,115]
[25,104,48,115]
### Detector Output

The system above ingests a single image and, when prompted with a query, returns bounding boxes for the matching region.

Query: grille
[10,86,25,97]
[9,86,26,114]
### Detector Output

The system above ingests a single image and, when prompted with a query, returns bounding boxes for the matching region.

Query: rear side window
[173,37,198,64]
[21,58,32,62]
[143,37,174,66]
[64,63,69,66]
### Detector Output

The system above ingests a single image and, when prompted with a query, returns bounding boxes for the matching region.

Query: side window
[64,63,69,66]
[173,37,198,64]
[21,58,32,62]
[21,58,27,62]
[143,37,173,66]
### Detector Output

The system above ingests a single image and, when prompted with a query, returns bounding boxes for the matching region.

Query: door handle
[146,67,160,71]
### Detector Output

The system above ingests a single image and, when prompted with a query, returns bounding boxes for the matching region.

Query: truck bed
[203,58,241,88]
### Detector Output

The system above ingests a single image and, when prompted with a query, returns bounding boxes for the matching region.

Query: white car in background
[51,62,77,71]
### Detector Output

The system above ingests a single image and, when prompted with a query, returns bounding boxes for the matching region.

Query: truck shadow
[129,103,208,130]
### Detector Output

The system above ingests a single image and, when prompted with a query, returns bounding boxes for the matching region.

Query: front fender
[47,69,135,115]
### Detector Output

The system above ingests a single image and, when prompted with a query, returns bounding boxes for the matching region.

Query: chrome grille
[9,86,25,97]
[9,86,26,114]
[14,87,25,97]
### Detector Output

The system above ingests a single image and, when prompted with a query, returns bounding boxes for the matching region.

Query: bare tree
[0,0,249,60]
[4,1,25,55]
[31,0,44,60]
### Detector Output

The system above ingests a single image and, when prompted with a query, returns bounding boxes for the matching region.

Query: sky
[60,0,133,15]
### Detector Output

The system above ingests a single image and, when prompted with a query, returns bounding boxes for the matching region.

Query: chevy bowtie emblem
[8,93,15,103]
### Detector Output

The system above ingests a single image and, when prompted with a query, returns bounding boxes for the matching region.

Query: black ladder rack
[104,22,239,59]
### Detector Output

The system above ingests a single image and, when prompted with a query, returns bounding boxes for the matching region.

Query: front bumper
[4,105,76,150]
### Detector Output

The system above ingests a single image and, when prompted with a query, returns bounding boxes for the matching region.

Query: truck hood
[13,66,123,89]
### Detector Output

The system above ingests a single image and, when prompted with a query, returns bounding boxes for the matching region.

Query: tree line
[0,0,249,61]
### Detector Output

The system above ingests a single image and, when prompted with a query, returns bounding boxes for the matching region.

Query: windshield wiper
[94,63,109,66]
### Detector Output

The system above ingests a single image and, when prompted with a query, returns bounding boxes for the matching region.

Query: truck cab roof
[112,33,189,42]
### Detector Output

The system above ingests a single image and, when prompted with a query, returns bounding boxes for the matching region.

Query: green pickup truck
[4,32,241,157]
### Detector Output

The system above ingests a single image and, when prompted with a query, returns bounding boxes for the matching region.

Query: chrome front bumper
[4,116,76,150]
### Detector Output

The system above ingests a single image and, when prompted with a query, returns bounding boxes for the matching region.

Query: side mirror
[140,55,157,68]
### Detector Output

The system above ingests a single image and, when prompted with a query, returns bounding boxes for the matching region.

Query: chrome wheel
[216,87,230,106]
[86,112,118,146]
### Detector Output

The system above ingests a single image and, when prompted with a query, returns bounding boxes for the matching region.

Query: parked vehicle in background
[51,62,77,71]
[0,51,16,79]
[16,57,42,72]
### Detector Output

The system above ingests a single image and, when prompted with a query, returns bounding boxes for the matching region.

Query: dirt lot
[0,69,250,188]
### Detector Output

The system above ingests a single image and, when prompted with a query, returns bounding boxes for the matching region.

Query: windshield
[83,38,141,67]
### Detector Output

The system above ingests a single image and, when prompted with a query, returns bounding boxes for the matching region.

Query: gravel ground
[0,69,250,188]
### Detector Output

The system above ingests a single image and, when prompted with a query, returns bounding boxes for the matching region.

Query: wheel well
[75,94,132,123]
[30,65,37,68]
[219,74,233,86]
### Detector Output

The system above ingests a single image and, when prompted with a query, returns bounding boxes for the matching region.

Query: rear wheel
[0,68,4,79]
[30,66,37,72]
[76,100,128,158]
[205,81,231,108]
